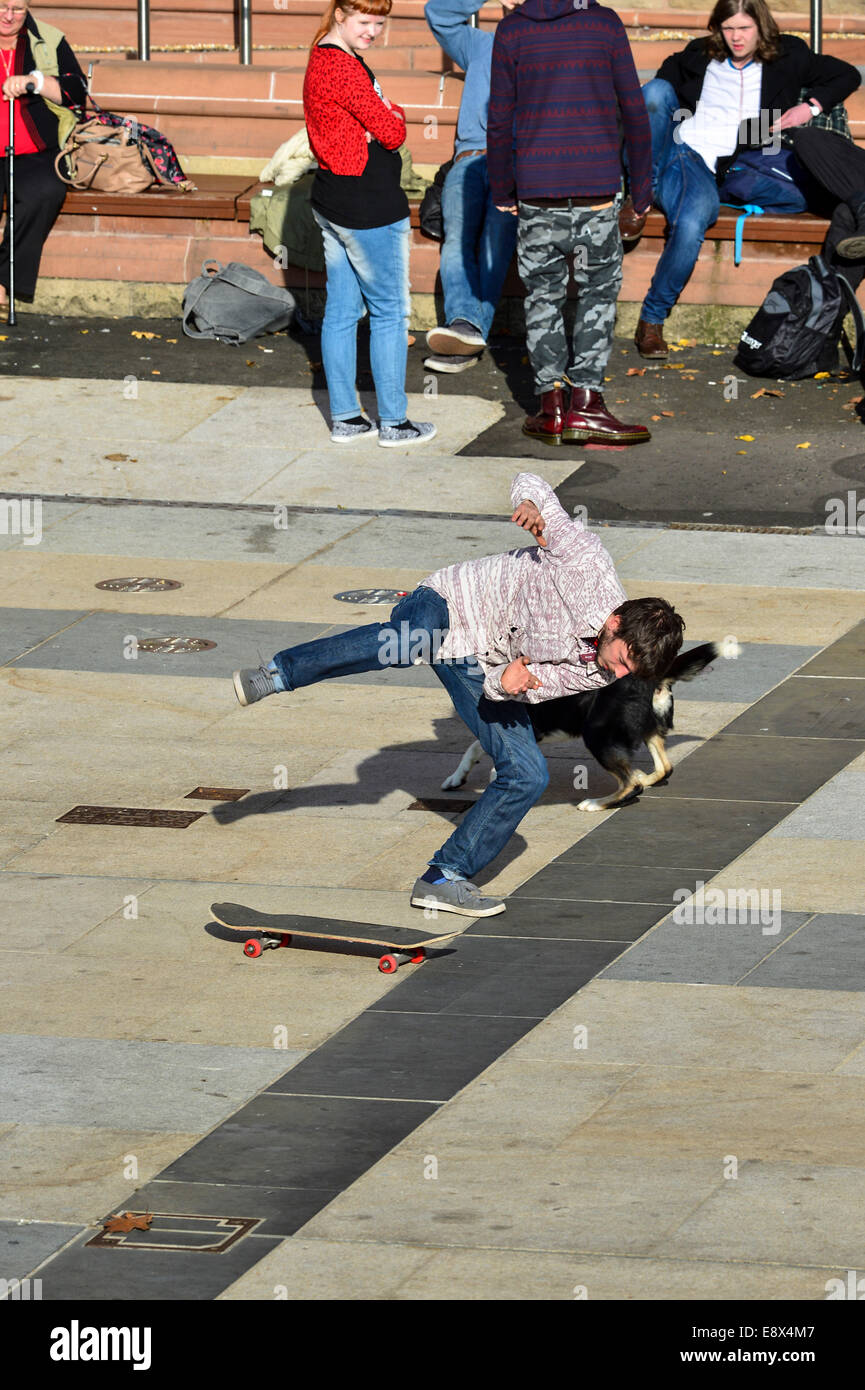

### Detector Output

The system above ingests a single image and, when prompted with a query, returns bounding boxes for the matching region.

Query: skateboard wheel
[279,934,292,947]
[243,938,263,959]
[410,950,426,964]
[378,954,399,974]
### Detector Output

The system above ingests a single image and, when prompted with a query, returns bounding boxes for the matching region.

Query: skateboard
[211,902,458,974]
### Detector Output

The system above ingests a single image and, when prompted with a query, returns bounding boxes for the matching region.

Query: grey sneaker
[424,352,481,374]
[426,319,487,354]
[410,876,506,917]
[378,420,437,448]
[331,415,378,444]
[233,665,279,706]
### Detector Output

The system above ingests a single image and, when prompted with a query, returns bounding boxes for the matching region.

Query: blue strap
[721,202,765,266]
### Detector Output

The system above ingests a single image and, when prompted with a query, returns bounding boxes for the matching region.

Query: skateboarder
[233,473,684,918]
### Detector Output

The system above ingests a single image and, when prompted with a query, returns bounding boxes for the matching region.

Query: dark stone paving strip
[796,621,865,679]
[644,735,865,803]
[158,1095,438,1187]
[31,622,865,1298]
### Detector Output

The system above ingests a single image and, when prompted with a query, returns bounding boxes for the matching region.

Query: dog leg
[442,739,484,790]
[577,759,647,812]
[643,732,674,785]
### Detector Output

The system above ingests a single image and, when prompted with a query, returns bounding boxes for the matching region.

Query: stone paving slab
[0,1125,201,1224]
[0,1036,302,1132]
[219,1237,840,1301]
[0,1220,82,1285]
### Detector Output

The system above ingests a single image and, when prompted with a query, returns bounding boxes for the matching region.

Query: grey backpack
[182,259,295,345]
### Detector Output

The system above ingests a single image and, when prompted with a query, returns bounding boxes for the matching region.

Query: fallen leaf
[627,367,646,376]
[165,338,177,343]
[842,396,863,411]
[712,350,724,355]
[80,329,89,335]
[651,414,661,421]
[104,453,129,462]
[660,411,675,417]
[103,1212,153,1234]
[736,450,747,454]
[131,331,160,340]
[814,371,831,380]
[664,363,685,369]
[151,370,160,375]
[751,388,784,398]
[677,337,697,347]
[796,441,811,448]
[736,434,755,441]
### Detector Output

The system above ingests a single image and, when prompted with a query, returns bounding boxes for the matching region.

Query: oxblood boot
[563,388,651,445]
[522,384,565,446]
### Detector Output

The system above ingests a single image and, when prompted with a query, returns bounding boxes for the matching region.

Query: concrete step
[83,55,865,166]
[43,0,865,61]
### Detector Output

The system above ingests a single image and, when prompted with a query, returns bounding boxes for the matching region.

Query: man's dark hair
[705,0,782,64]
[611,597,685,681]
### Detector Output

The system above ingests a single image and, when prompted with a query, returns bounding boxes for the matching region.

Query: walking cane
[5,80,33,329]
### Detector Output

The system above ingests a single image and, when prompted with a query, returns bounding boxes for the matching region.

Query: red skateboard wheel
[243,938,263,958]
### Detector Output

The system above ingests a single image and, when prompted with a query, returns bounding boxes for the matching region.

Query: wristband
[28,69,44,94]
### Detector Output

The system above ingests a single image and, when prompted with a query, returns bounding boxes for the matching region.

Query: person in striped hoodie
[488,0,653,447]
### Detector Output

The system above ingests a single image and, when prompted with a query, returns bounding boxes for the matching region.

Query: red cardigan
[303,44,406,176]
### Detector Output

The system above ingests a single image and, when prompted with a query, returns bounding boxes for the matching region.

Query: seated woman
[0,2,87,316]
[628,0,860,359]
[303,0,436,445]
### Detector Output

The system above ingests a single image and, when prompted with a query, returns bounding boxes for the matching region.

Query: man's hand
[511,499,547,546]
[496,204,518,215]
[501,655,541,695]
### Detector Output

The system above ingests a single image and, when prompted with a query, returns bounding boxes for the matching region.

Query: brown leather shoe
[635,318,669,359]
[619,196,648,243]
[562,388,651,445]
[523,385,565,446]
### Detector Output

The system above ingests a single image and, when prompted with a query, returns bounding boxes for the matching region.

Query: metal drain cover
[96,577,183,592]
[333,588,409,605]
[185,787,250,801]
[56,806,205,828]
[135,637,217,654]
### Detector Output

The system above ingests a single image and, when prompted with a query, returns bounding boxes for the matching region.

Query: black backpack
[734,255,864,380]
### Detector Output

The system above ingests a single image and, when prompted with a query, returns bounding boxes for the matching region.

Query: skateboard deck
[211,902,458,974]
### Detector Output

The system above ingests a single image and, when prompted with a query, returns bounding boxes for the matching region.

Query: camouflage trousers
[517,200,622,393]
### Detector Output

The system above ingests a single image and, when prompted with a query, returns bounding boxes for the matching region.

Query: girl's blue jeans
[313,210,411,426]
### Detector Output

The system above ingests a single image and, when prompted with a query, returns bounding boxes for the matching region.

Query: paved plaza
[1,323,864,1310]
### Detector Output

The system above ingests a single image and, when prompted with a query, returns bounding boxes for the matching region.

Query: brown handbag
[55,118,155,193]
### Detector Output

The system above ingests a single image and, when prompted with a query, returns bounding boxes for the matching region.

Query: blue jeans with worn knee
[270,585,549,881]
[313,210,411,426]
[440,154,517,341]
[640,78,721,324]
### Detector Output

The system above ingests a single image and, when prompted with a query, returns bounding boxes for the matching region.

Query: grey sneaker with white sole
[233,665,279,706]
[410,876,506,917]
[378,420,437,448]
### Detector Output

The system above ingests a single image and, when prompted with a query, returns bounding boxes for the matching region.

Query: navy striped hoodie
[488,0,652,212]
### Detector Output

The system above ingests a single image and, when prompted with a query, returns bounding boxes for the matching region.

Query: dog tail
[660,636,741,689]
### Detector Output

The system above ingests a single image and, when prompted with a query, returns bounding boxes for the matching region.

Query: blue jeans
[271,586,548,882]
[440,154,517,340]
[640,78,721,324]
[312,211,411,426]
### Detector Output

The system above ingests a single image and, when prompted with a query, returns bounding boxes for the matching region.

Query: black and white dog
[442,638,740,811]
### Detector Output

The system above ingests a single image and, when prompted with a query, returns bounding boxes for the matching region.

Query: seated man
[627,0,860,359]
[423,0,520,374]
[233,473,684,920]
